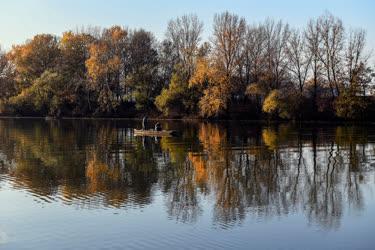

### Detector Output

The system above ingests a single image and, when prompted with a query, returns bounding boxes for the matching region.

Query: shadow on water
[0,118,374,230]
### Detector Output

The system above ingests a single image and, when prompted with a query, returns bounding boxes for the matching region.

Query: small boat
[133,129,177,137]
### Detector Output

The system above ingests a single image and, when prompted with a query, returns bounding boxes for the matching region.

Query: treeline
[0,11,374,120]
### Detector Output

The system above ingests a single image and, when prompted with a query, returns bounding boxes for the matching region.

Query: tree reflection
[0,119,158,208]
[0,119,374,229]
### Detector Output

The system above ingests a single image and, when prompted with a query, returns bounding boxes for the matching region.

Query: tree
[156,14,204,115]
[305,18,323,116]
[333,27,373,120]
[158,40,179,88]
[262,89,302,119]
[6,34,61,115]
[59,31,95,114]
[9,70,66,115]
[189,57,228,117]
[212,12,246,82]
[166,14,203,78]
[240,24,266,89]
[263,19,290,89]
[190,12,246,117]
[318,12,345,97]
[8,34,60,89]
[344,28,372,95]
[86,26,128,113]
[156,60,203,116]
[0,12,374,120]
[125,29,159,110]
[286,29,311,94]
[334,84,367,119]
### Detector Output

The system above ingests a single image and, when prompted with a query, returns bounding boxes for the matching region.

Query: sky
[0,0,374,57]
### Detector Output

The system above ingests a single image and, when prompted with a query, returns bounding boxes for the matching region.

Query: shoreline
[1,115,374,125]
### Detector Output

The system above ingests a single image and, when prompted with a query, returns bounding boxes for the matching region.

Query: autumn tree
[156,65,202,116]
[86,26,127,113]
[0,12,374,120]
[190,12,246,117]
[246,19,290,117]
[8,34,60,89]
[333,28,373,120]
[10,70,67,114]
[156,15,203,116]
[6,34,61,114]
[262,88,301,119]
[57,31,95,114]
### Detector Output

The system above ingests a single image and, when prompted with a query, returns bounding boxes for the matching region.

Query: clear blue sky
[0,0,374,54]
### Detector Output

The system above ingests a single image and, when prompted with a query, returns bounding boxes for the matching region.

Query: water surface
[0,119,374,249]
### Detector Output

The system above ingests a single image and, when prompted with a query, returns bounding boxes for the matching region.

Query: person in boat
[154,122,162,131]
[142,116,148,130]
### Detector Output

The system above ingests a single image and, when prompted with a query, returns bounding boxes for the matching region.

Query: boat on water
[133,129,177,137]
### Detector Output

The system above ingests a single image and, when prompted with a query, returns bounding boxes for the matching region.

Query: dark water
[0,118,374,249]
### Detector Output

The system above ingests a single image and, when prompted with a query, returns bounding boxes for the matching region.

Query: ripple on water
[1,120,375,249]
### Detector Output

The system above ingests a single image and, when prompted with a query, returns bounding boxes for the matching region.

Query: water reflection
[0,119,374,230]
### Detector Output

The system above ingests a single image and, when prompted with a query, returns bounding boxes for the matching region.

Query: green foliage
[9,71,69,115]
[155,73,187,115]
[125,30,159,110]
[155,71,200,116]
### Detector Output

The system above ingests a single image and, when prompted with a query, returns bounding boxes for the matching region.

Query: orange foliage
[188,153,208,185]
[8,34,59,86]
[189,58,231,117]
[86,153,122,193]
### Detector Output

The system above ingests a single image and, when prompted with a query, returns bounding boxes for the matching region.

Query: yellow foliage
[189,57,212,87]
[262,90,280,114]
[189,57,231,117]
[262,128,278,150]
[262,125,292,150]
[86,43,110,82]
[199,86,228,117]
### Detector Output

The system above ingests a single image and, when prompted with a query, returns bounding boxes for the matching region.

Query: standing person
[142,116,148,130]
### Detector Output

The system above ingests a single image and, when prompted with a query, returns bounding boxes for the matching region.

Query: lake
[0,118,374,249]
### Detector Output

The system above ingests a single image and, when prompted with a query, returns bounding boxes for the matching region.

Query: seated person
[154,122,162,131]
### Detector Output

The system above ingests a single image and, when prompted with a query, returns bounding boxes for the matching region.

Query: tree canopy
[0,12,374,120]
